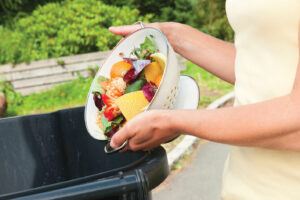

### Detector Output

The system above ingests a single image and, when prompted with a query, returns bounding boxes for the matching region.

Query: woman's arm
[111,23,300,152]
[109,22,236,84]
[181,22,300,151]
[173,94,300,151]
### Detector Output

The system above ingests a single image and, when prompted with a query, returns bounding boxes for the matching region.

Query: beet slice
[142,82,157,102]
[123,60,150,84]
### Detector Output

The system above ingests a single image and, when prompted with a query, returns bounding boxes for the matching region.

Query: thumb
[110,127,131,149]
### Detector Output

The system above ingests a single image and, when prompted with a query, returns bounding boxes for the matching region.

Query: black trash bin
[0,107,169,200]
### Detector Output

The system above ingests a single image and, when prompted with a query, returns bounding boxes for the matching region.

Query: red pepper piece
[104,106,115,121]
[101,94,113,107]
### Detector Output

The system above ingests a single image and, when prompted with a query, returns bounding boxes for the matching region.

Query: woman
[109,0,300,199]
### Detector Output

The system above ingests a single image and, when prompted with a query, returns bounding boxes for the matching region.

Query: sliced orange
[115,91,149,121]
[150,53,166,71]
[110,61,132,79]
[144,62,163,84]
[154,74,163,87]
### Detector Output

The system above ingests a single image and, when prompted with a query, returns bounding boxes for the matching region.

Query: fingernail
[109,26,116,31]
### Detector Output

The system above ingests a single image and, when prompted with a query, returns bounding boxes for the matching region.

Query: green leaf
[101,115,113,133]
[97,75,109,83]
[112,115,124,124]
[92,75,108,94]
[100,105,107,114]
[132,36,156,59]
[140,36,156,55]
[125,79,146,94]
[101,114,124,133]
[92,87,105,94]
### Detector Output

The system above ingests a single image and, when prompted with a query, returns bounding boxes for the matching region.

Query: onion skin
[123,57,137,64]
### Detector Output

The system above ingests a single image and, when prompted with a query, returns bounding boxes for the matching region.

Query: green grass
[4,61,233,117]
[5,76,93,117]
[181,61,233,108]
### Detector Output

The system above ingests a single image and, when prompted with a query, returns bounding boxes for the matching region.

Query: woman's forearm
[160,22,236,84]
[170,94,300,151]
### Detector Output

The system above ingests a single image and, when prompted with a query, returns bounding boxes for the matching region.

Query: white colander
[85,22,180,153]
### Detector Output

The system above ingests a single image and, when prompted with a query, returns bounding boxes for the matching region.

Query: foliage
[0,0,233,65]
[0,26,31,64]
[0,79,23,106]
[194,0,234,41]
[158,0,196,25]
[0,0,152,65]
[101,0,196,25]
[0,0,58,27]
[101,0,233,41]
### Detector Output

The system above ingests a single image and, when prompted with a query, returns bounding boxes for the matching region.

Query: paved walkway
[153,142,230,200]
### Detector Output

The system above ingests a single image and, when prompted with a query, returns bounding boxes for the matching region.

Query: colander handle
[104,139,128,154]
[135,21,145,29]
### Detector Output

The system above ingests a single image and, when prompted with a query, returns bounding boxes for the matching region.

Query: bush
[0,0,152,65]
[102,0,196,24]
[194,0,234,42]
[101,0,233,41]
[0,0,233,65]
[0,26,33,64]
[0,0,58,27]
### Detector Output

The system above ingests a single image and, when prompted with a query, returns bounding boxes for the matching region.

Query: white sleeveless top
[223,0,300,199]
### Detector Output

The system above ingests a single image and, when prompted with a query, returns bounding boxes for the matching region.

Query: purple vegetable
[93,92,104,111]
[142,82,157,102]
[104,126,119,138]
[123,60,151,83]
[123,68,136,84]
[123,57,137,64]
[132,60,151,75]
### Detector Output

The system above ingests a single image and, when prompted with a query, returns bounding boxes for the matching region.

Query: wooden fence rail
[0,51,186,96]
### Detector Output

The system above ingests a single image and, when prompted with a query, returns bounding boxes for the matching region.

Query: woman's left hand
[110,110,180,151]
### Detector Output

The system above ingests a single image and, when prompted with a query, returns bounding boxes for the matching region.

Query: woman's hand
[109,22,179,50]
[110,110,180,151]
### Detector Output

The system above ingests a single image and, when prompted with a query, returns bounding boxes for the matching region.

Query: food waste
[92,36,166,139]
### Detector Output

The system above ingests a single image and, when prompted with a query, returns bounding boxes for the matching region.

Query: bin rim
[0,150,150,199]
[0,106,85,121]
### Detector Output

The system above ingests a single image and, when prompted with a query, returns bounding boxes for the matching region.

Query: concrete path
[153,142,230,200]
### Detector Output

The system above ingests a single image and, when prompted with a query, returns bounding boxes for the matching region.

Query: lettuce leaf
[102,115,113,133]
[132,36,156,59]
[101,114,124,134]
[92,75,108,94]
